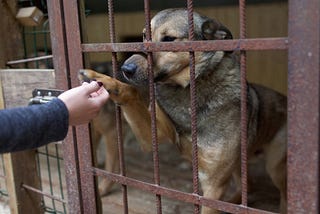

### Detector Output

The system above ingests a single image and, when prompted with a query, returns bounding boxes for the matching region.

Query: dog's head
[121,9,233,87]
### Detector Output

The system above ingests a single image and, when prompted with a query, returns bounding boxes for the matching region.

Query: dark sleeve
[0,98,69,153]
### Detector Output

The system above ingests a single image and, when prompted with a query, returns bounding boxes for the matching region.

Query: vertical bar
[55,145,67,213]
[107,0,129,213]
[186,1,200,213]
[288,0,320,213]
[239,0,248,207]
[44,146,57,210]
[46,0,82,213]
[144,1,162,213]
[62,0,97,213]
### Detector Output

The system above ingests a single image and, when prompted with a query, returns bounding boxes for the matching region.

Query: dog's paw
[78,69,97,83]
[98,178,115,196]
[79,69,136,105]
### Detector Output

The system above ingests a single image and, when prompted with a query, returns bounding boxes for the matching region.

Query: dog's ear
[201,19,233,40]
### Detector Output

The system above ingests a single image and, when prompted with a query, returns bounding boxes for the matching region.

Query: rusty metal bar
[287,0,320,213]
[6,55,53,66]
[82,37,288,53]
[62,0,97,213]
[46,0,82,213]
[92,168,276,214]
[107,0,129,213]
[22,184,67,204]
[239,0,248,207]
[186,0,200,213]
[143,0,162,213]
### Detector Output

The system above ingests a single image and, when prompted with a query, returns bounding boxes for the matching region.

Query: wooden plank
[0,69,55,108]
[0,0,24,68]
[0,0,24,112]
[0,69,55,214]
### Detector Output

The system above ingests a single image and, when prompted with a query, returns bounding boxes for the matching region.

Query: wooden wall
[0,1,24,109]
[85,2,288,95]
[0,1,24,68]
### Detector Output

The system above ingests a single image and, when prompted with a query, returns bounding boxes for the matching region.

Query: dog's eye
[161,36,176,42]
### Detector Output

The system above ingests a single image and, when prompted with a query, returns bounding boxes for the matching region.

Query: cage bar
[143,0,163,213]
[47,0,83,213]
[93,168,276,214]
[186,0,200,213]
[107,0,129,213]
[239,0,248,207]
[82,38,288,53]
[61,0,98,213]
[287,0,320,213]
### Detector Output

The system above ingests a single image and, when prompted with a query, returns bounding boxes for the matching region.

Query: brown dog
[89,62,131,196]
[79,9,287,214]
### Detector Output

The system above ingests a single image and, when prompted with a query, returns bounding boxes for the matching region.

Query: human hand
[58,81,109,126]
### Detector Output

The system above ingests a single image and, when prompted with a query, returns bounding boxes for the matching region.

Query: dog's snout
[121,63,137,78]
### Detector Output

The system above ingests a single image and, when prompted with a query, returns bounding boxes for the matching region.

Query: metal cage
[39,0,320,213]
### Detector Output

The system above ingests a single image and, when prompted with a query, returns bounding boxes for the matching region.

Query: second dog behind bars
[79,9,287,214]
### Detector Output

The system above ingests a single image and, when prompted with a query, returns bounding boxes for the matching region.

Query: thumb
[83,81,103,95]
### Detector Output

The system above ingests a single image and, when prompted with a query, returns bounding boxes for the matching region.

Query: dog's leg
[79,69,178,151]
[227,168,242,204]
[198,144,240,214]
[99,129,119,196]
[90,103,121,196]
[265,125,287,214]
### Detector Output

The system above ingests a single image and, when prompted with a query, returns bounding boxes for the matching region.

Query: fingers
[87,82,109,105]
[91,87,109,105]
[83,81,104,95]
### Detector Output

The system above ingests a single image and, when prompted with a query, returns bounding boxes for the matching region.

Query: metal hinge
[29,88,64,105]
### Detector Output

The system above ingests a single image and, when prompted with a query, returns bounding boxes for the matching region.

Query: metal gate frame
[47,0,319,213]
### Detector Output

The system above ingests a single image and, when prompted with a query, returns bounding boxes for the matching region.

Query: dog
[89,62,131,196]
[79,9,287,214]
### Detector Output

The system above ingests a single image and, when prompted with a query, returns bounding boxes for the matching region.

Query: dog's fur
[79,9,287,213]
[89,62,135,196]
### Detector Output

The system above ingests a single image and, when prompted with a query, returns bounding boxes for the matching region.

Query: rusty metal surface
[22,184,67,204]
[239,0,248,207]
[61,0,97,213]
[107,0,129,213]
[186,1,200,213]
[287,0,320,213]
[93,168,277,214]
[6,55,53,66]
[46,0,82,213]
[82,38,288,53]
[143,0,163,213]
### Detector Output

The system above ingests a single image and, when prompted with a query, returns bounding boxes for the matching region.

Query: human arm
[0,81,109,153]
[0,98,69,153]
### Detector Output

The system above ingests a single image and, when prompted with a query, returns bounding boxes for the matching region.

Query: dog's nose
[121,63,137,77]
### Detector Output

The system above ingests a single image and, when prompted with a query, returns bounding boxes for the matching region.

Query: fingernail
[97,81,103,87]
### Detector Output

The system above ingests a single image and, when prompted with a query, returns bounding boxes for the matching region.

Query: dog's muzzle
[121,63,137,79]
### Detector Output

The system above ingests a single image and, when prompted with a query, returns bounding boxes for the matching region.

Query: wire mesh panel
[47,0,319,213]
